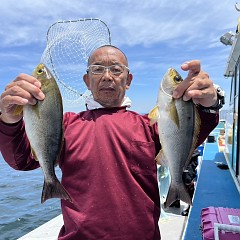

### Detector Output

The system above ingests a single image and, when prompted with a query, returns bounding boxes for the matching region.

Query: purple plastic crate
[201,207,240,240]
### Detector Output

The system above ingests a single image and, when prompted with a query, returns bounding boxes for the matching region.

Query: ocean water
[0,154,62,240]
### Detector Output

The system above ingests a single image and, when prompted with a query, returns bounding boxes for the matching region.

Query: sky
[0,0,239,113]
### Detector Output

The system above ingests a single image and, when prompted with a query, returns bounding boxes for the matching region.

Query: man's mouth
[99,86,115,91]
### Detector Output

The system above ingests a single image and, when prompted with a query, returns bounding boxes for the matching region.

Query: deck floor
[159,202,188,239]
[18,215,63,240]
[18,202,189,240]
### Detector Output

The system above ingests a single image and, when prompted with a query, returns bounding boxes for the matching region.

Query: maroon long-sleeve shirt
[0,106,218,240]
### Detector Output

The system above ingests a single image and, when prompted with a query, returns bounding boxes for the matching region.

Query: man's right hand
[0,74,45,124]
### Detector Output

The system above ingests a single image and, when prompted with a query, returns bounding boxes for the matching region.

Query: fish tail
[164,182,192,208]
[41,178,72,204]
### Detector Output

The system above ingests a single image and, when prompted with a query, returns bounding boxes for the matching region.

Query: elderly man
[0,45,219,239]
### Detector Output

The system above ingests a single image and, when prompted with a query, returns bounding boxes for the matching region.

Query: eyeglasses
[87,64,129,75]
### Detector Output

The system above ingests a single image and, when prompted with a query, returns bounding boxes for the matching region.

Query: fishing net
[41,18,111,106]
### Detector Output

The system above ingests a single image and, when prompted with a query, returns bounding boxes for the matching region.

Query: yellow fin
[54,124,64,167]
[32,104,41,119]
[188,105,202,161]
[238,17,240,33]
[184,105,201,167]
[155,151,161,165]
[169,99,179,128]
[155,149,168,166]
[148,106,159,126]
[31,148,38,161]
[13,105,23,116]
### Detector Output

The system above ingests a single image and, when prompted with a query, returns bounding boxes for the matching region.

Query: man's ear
[126,73,133,90]
[83,73,91,90]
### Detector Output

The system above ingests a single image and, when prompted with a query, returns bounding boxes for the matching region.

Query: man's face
[83,46,132,108]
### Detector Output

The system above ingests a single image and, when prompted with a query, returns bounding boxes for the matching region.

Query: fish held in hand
[148,68,200,208]
[23,63,72,204]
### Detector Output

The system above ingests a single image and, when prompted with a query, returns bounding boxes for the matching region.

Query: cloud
[0,0,238,112]
[0,0,238,49]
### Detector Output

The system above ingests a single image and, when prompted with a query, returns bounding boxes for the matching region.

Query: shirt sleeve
[0,119,39,170]
[196,106,219,146]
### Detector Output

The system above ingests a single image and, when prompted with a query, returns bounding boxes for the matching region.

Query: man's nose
[102,68,113,80]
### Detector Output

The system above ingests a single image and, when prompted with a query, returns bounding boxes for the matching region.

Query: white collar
[84,91,132,110]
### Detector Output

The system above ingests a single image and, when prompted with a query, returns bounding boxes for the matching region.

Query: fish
[23,63,72,204]
[148,68,201,208]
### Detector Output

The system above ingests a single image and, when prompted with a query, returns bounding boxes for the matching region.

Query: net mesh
[41,18,111,106]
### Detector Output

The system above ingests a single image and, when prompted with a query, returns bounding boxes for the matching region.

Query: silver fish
[23,63,71,203]
[148,68,200,208]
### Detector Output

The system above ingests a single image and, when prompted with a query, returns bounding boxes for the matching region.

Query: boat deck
[18,214,63,240]
[159,202,188,239]
[18,205,189,240]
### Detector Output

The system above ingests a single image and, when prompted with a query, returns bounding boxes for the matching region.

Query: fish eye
[174,74,182,82]
[37,69,44,74]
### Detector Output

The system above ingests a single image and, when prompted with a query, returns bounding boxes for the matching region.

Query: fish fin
[169,99,180,128]
[13,105,23,116]
[164,182,192,208]
[32,104,41,118]
[155,149,168,166]
[192,106,201,148]
[155,151,161,165]
[31,148,38,161]
[41,177,72,204]
[148,106,159,126]
[54,125,64,167]
[185,105,202,167]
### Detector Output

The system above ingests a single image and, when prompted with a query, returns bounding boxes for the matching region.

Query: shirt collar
[84,92,132,110]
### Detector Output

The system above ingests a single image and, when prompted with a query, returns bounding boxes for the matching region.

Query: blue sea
[0,153,62,240]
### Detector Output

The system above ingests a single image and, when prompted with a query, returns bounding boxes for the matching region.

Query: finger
[1,94,29,109]
[7,86,39,105]
[14,74,41,88]
[173,70,209,100]
[184,89,206,101]
[181,60,201,74]
[182,76,216,104]
[5,79,44,101]
[173,76,202,100]
[173,60,201,99]
[181,78,209,101]
[175,79,210,101]
[5,74,41,91]
[173,78,194,99]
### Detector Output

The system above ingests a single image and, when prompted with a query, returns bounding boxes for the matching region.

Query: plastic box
[201,206,240,240]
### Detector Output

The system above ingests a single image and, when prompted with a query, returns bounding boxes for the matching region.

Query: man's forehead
[88,46,127,64]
